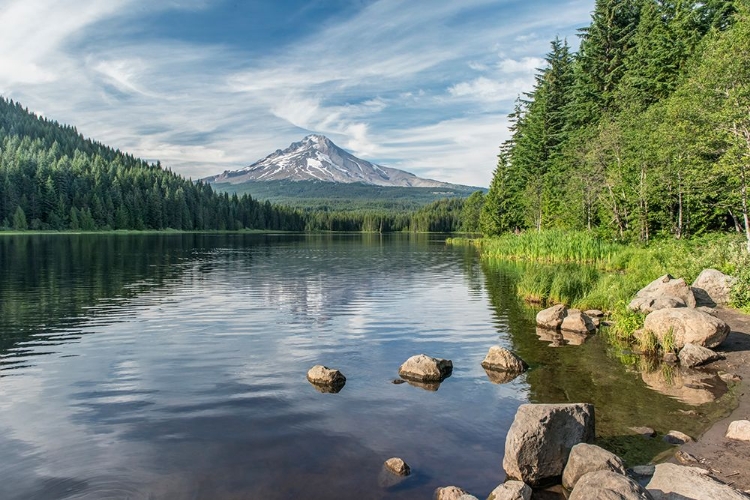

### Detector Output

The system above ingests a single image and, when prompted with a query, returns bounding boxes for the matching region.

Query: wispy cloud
[0,0,593,186]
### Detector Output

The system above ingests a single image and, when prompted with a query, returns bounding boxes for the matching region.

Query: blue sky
[0,0,593,186]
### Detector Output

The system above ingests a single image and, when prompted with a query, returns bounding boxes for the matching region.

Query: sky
[0,0,594,187]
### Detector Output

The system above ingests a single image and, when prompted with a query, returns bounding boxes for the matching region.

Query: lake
[0,233,733,499]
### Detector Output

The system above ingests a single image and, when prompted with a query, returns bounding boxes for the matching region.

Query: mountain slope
[204,135,459,188]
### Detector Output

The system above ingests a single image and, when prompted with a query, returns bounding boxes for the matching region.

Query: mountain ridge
[204,135,464,189]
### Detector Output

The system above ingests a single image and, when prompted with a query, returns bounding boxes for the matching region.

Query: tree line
[480,0,750,250]
[0,97,482,233]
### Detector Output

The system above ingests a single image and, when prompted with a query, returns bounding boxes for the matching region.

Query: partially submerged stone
[503,403,595,487]
[643,308,730,350]
[481,346,528,373]
[726,420,750,441]
[560,309,597,334]
[306,365,346,392]
[679,343,723,368]
[647,463,748,499]
[562,443,627,490]
[398,354,452,382]
[629,427,657,438]
[570,470,653,500]
[692,269,736,307]
[384,457,410,476]
[663,430,693,445]
[536,304,567,330]
[486,480,532,500]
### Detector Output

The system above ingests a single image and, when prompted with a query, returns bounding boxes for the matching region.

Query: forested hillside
[0,98,305,231]
[481,0,750,249]
[0,98,480,233]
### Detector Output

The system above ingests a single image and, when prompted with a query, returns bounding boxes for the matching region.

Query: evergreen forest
[480,0,750,251]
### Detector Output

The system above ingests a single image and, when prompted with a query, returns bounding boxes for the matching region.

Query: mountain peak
[205,136,455,188]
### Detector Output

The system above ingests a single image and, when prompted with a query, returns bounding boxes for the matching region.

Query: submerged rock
[643,308,730,350]
[726,420,750,441]
[647,463,748,499]
[503,403,595,487]
[398,354,452,382]
[384,457,411,476]
[570,470,653,500]
[306,365,346,391]
[629,427,657,438]
[692,269,736,307]
[679,343,723,368]
[663,430,693,445]
[481,346,528,373]
[536,304,567,330]
[486,480,532,500]
[562,443,627,490]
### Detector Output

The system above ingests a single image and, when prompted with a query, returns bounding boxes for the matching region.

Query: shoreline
[673,307,750,493]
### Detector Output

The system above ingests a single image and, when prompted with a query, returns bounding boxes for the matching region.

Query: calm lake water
[0,233,733,499]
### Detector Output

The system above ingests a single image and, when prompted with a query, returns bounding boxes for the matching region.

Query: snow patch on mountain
[204,135,456,188]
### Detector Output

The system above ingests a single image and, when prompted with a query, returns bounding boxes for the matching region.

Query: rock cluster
[536,305,597,337]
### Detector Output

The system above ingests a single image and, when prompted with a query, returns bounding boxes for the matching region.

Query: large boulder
[561,309,597,334]
[678,343,723,368]
[398,354,452,382]
[726,420,750,441]
[536,304,567,330]
[486,481,532,500]
[643,308,730,350]
[562,443,627,490]
[306,365,346,391]
[692,269,736,306]
[646,463,748,499]
[481,346,528,373]
[503,403,595,487]
[629,274,697,313]
[570,470,653,499]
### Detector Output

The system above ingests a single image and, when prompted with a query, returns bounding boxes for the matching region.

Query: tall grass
[451,230,750,313]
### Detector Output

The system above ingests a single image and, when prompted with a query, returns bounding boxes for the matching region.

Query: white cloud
[0,0,593,186]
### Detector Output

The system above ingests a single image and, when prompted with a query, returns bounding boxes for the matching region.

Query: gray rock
[692,269,736,306]
[486,481,532,500]
[584,309,605,318]
[663,430,693,445]
[481,346,528,373]
[562,443,627,490]
[503,403,595,487]
[643,308,730,350]
[663,352,678,364]
[536,304,567,330]
[384,457,410,476]
[306,365,346,389]
[398,354,452,382]
[629,295,687,314]
[679,343,723,367]
[726,420,750,441]
[561,309,597,334]
[570,470,654,499]
[629,465,655,479]
[629,427,657,438]
[647,463,749,499]
[629,274,697,314]
[435,486,469,500]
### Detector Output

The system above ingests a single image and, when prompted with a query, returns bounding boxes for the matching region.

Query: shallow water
[0,233,734,499]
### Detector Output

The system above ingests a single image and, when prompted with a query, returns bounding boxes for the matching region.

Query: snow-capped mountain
[204,135,455,188]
